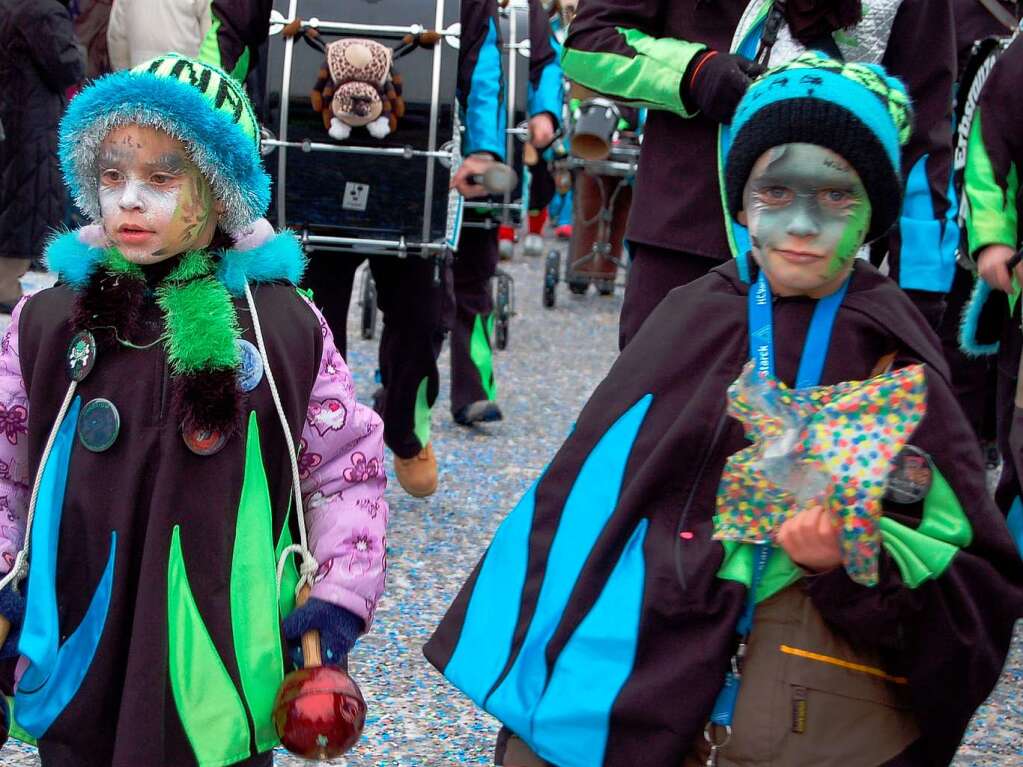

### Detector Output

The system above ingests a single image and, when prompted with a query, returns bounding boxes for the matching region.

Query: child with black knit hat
[426,53,1023,767]
[0,54,388,766]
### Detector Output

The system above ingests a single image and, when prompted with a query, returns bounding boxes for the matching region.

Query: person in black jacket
[933,0,1020,463]
[448,0,562,427]
[303,0,506,498]
[0,0,84,311]
[563,0,958,349]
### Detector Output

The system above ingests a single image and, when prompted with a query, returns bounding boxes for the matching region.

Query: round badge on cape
[236,339,264,392]
[183,424,227,456]
[78,398,120,452]
[883,445,933,504]
[66,331,97,382]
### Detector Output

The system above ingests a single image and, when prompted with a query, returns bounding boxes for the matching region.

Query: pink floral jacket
[0,293,388,627]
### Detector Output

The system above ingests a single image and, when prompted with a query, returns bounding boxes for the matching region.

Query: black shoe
[453,400,504,426]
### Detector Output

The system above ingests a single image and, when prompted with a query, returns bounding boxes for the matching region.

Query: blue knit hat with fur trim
[725,52,913,243]
[59,53,268,234]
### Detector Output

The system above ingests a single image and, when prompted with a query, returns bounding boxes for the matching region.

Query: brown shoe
[393,443,438,498]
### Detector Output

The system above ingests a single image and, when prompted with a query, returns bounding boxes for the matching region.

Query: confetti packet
[714,362,928,585]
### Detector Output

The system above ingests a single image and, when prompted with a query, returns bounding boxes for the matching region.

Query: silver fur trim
[733,0,901,67]
[69,111,258,234]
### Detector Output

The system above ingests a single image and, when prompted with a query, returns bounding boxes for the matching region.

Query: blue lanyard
[710,263,850,728]
[747,268,850,388]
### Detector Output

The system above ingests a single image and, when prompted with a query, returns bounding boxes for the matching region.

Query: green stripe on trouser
[470,313,497,401]
[415,376,434,448]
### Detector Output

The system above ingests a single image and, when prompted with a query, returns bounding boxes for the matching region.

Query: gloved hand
[904,289,946,331]
[283,597,364,668]
[682,50,765,124]
[0,586,25,660]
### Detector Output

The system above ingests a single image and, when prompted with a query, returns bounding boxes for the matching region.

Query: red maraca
[272,587,366,759]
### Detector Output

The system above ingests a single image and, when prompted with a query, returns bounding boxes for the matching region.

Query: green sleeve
[964,109,1020,255]
[561,27,705,117]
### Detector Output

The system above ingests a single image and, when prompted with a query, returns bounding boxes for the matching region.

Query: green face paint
[743,143,871,297]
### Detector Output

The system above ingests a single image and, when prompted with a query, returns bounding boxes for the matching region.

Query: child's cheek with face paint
[748,195,871,277]
[827,197,872,277]
[165,169,216,254]
[99,178,184,258]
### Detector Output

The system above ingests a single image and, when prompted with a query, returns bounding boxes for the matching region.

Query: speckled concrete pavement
[1,248,1021,766]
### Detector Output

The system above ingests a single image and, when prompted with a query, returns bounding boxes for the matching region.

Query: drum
[262,0,462,257]
[569,97,620,161]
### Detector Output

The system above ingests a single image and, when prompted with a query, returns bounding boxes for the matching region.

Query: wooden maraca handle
[296,585,322,668]
[0,616,8,648]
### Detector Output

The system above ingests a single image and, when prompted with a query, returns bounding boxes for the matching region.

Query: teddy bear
[309,37,405,141]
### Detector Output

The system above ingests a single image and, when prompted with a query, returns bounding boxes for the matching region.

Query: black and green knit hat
[59,53,268,234]
[725,52,914,243]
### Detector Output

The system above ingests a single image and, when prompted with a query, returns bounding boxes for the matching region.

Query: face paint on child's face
[742,143,871,298]
[97,125,219,264]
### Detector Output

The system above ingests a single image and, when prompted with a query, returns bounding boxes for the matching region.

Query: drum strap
[976,0,1019,32]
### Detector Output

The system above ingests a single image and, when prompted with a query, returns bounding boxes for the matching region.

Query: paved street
[1,245,1021,765]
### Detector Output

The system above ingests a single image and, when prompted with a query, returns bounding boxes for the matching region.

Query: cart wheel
[567,277,589,295]
[361,272,377,340]
[495,272,512,350]
[543,250,559,308]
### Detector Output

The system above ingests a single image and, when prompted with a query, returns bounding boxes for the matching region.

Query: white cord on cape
[0,380,79,594]
[243,281,319,600]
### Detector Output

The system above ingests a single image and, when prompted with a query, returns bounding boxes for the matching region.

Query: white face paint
[97,125,220,264]
[98,176,182,240]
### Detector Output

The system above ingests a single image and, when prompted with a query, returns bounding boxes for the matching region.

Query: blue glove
[283,598,364,668]
[0,587,24,660]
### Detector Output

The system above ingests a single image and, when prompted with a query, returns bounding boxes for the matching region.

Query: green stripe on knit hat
[137,53,259,145]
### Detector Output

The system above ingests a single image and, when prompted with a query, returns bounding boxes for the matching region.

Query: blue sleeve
[880,0,958,293]
[897,153,959,293]
[462,17,507,159]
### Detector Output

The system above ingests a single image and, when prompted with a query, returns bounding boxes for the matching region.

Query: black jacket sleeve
[562,0,706,116]
[21,1,84,94]
[204,0,273,79]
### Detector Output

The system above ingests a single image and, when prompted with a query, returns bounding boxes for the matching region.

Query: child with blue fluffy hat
[0,54,388,765]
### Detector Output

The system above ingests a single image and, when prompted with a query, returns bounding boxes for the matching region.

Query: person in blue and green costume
[959,32,1023,547]
[931,0,1021,478]
[562,0,959,349]
[304,0,507,497]
[0,54,388,766]
[426,54,1023,767]
[448,0,563,428]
